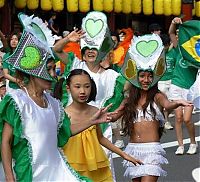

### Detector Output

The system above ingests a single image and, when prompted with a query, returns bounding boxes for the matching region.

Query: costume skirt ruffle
[123,142,168,179]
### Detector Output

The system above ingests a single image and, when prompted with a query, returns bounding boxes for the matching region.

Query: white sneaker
[114,140,125,148]
[175,146,184,155]
[164,121,173,130]
[187,144,198,155]
[194,121,200,126]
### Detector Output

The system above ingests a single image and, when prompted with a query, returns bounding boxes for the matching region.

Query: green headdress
[121,34,166,89]
[4,13,56,81]
[80,11,114,63]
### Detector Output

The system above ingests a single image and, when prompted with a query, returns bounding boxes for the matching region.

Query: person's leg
[184,106,198,154]
[164,109,173,130]
[111,121,124,148]
[174,106,185,154]
[141,176,158,182]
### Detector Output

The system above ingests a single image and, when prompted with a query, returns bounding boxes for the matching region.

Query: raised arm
[168,17,182,48]
[53,29,84,65]
[155,92,193,111]
[70,104,115,135]
[1,122,15,182]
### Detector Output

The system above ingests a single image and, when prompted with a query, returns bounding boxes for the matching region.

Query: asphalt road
[113,110,200,182]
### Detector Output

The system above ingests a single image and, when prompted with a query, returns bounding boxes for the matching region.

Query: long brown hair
[121,84,160,136]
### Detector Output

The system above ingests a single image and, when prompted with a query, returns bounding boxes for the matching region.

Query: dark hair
[121,84,163,137]
[8,31,21,53]
[160,34,170,46]
[111,32,120,43]
[54,69,96,103]
[148,23,162,33]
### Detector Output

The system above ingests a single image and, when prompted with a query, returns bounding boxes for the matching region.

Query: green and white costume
[0,89,90,181]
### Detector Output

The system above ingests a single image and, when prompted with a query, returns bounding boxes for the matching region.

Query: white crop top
[134,102,165,127]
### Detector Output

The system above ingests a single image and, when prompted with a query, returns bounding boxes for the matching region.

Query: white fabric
[169,84,189,101]
[188,69,200,109]
[9,89,81,181]
[123,142,168,179]
[135,102,165,127]
[158,80,171,98]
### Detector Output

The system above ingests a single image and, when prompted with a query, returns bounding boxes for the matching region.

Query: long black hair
[54,69,97,103]
[121,83,162,136]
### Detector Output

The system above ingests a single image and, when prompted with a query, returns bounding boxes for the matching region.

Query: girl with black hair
[54,69,142,182]
[117,70,192,182]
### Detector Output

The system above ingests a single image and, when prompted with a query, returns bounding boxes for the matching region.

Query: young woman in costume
[0,14,114,182]
[116,34,193,182]
[54,69,142,182]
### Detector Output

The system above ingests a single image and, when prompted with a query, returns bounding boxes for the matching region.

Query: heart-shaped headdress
[80,11,114,63]
[121,34,166,88]
[4,13,56,81]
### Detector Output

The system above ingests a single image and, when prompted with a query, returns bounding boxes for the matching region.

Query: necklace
[24,87,47,108]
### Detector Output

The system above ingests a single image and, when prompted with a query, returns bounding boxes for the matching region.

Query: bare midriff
[129,120,160,143]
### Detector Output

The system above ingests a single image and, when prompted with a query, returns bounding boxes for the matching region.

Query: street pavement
[113,110,200,182]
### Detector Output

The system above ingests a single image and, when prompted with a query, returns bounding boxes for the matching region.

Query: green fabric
[0,95,32,181]
[178,20,200,68]
[100,75,126,133]
[160,48,176,81]
[3,53,19,89]
[57,112,72,147]
[171,47,198,89]
[62,52,75,107]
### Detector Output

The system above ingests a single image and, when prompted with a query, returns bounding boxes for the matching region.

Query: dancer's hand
[66,29,85,42]
[175,99,193,107]
[123,153,143,166]
[91,104,117,124]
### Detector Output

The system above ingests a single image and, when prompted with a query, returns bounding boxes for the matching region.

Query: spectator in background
[149,23,162,35]
[48,13,59,35]
[158,34,176,130]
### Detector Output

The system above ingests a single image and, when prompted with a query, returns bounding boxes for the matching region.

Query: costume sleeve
[57,112,72,147]
[100,75,125,132]
[0,95,23,147]
[0,95,33,181]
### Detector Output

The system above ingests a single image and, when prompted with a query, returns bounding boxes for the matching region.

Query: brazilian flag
[179,20,200,68]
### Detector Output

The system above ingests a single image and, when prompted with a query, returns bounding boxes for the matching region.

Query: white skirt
[123,142,168,179]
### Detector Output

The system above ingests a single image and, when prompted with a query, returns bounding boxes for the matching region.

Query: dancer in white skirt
[117,34,193,182]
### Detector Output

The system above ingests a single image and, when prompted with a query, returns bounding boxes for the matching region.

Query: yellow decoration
[155,57,165,76]
[27,0,39,10]
[114,0,122,13]
[52,0,64,11]
[79,0,90,12]
[196,0,200,17]
[125,59,137,79]
[192,0,195,16]
[41,0,52,11]
[132,0,141,14]
[0,0,5,8]
[143,0,153,15]
[93,0,103,11]
[154,0,164,15]
[163,0,172,16]
[122,0,132,14]
[15,0,26,9]
[172,0,181,16]
[104,0,113,12]
[67,0,78,12]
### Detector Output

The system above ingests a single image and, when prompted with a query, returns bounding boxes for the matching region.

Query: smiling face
[138,71,153,90]
[82,48,98,63]
[68,74,92,104]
